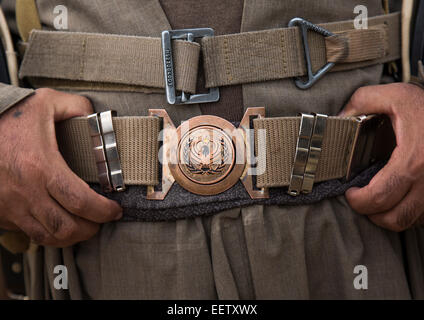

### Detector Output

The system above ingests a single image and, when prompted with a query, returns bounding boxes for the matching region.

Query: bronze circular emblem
[178,126,235,185]
[169,115,246,196]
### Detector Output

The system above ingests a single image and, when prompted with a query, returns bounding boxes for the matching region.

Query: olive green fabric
[0,0,422,300]
[15,0,41,42]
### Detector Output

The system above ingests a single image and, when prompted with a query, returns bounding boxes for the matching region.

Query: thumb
[37,89,94,122]
[339,85,395,117]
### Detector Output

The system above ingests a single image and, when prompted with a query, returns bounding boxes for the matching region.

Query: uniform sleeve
[0,83,34,116]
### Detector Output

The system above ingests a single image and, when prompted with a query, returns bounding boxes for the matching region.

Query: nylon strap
[15,0,41,42]
[57,115,361,189]
[202,13,399,88]
[19,13,400,92]
[56,116,161,186]
[253,117,358,188]
[20,31,201,93]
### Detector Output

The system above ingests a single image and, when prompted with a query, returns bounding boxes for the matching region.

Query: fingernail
[115,210,123,221]
[112,202,123,221]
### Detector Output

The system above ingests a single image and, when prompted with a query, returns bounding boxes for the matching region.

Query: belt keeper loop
[87,110,126,193]
[288,113,315,196]
[302,113,327,193]
[288,113,327,196]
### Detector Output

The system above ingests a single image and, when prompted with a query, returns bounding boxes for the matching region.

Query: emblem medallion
[178,126,235,185]
[169,115,245,196]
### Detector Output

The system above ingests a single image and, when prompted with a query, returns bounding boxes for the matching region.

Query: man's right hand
[0,88,123,247]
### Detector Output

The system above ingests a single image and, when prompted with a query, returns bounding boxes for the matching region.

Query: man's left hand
[340,83,424,232]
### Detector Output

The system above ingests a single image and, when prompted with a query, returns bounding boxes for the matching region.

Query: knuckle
[373,214,404,232]
[40,208,78,241]
[56,224,78,241]
[396,200,419,231]
[409,161,424,177]
[76,95,93,113]
[47,174,88,213]
[386,174,402,189]
[415,214,424,227]
[43,207,65,235]
[370,189,387,210]
[386,223,404,233]
[71,194,88,213]
[369,175,405,211]
[35,88,54,99]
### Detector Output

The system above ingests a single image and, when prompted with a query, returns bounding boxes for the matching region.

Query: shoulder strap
[16,0,41,42]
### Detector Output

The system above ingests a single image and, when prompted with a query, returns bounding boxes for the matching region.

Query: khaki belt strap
[254,117,358,188]
[20,32,201,94]
[202,13,399,88]
[57,115,376,189]
[19,13,400,92]
[56,116,161,186]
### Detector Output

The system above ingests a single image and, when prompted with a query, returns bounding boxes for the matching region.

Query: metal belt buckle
[288,18,335,89]
[162,28,220,105]
[345,115,395,181]
[147,108,269,200]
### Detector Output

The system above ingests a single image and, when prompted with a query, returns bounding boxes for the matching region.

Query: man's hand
[340,83,424,232]
[0,88,122,247]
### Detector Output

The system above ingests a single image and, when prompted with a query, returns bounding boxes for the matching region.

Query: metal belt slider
[288,18,335,89]
[162,28,220,105]
[87,111,125,193]
[288,113,328,196]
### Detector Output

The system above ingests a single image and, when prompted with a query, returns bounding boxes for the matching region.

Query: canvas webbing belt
[18,13,401,93]
[253,117,357,188]
[56,113,393,197]
[57,117,161,186]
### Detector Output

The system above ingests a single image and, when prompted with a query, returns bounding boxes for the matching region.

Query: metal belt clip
[87,111,126,193]
[345,115,395,181]
[162,28,220,105]
[288,18,335,89]
[288,113,328,196]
